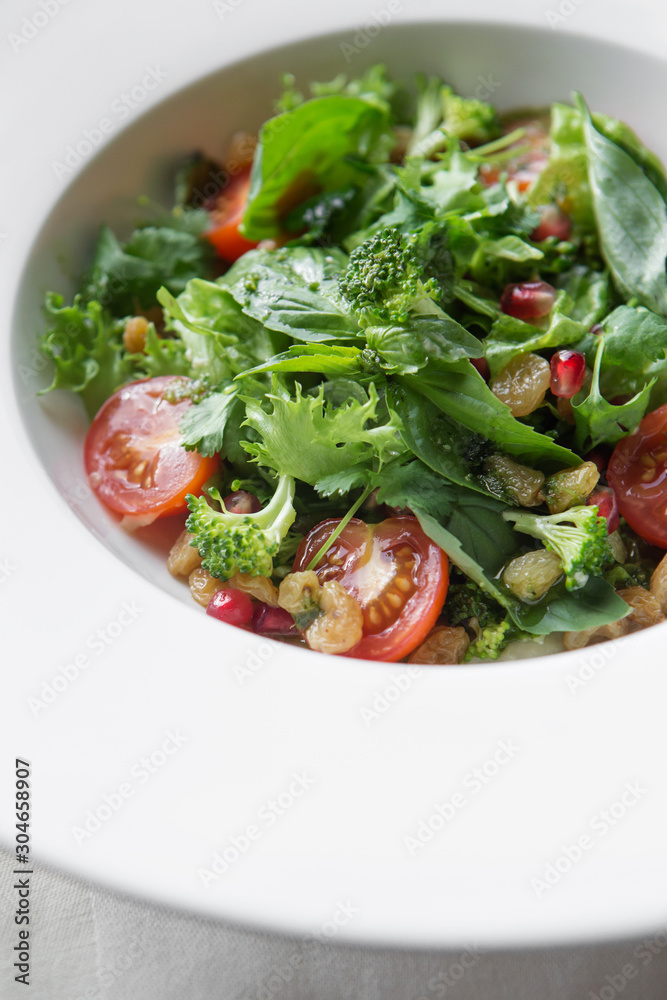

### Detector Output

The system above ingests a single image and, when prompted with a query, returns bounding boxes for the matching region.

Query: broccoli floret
[503,505,613,591]
[446,580,505,628]
[440,86,500,145]
[467,618,514,661]
[185,474,296,580]
[407,78,500,157]
[338,227,441,326]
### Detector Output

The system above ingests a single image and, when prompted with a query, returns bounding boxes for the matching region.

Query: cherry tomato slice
[293,516,449,662]
[608,403,667,549]
[205,165,259,262]
[479,116,550,193]
[84,376,219,518]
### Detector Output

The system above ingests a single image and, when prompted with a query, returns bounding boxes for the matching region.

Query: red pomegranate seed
[206,588,254,626]
[223,489,262,514]
[499,281,557,320]
[531,205,572,243]
[586,486,619,535]
[550,350,586,398]
[252,602,299,636]
[470,357,491,381]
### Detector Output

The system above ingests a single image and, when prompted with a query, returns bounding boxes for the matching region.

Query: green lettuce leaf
[241,378,402,489]
[39,294,135,418]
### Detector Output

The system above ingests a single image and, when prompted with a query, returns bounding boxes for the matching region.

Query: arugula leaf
[39,294,135,418]
[582,304,667,400]
[82,224,213,315]
[242,379,402,489]
[398,359,578,466]
[573,335,654,448]
[366,315,483,374]
[577,95,667,316]
[241,97,392,241]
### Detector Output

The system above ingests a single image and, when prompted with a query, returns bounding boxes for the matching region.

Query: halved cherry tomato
[293,516,449,662]
[479,116,550,193]
[205,165,259,262]
[608,403,667,548]
[84,376,219,518]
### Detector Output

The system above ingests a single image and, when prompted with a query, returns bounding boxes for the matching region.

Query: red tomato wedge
[205,165,259,262]
[293,516,449,661]
[84,376,219,519]
[608,403,667,549]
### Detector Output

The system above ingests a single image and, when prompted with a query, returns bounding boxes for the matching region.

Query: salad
[39,66,667,663]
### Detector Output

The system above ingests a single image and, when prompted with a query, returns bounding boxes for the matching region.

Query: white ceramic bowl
[5,18,667,948]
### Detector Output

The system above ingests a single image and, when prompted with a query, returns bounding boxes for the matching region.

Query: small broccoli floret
[441,86,501,145]
[446,580,505,628]
[503,505,613,591]
[185,474,296,580]
[467,618,514,661]
[338,227,440,326]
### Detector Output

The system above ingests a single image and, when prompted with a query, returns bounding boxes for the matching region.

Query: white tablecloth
[2,848,667,999]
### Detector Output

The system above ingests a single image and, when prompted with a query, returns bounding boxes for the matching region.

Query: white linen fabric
[2,849,667,999]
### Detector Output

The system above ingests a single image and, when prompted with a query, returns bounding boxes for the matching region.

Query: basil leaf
[511,576,631,635]
[578,94,667,316]
[220,247,360,342]
[367,315,483,374]
[399,360,578,466]
[386,382,491,492]
[241,96,391,241]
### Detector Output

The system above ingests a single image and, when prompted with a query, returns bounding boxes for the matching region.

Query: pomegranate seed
[531,205,572,243]
[586,486,619,534]
[470,357,491,381]
[550,350,586,398]
[206,588,254,626]
[499,281,557,320]
[223,489,262,514]
[252,602,299,636]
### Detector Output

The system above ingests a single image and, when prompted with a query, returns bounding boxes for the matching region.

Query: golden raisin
[168,529,202,578]
[491,353,551,417]
[541,462,599,513]
[484,454,545,506]
[408,626,470,665]
[123,316,149,354]
[189,566,226,608]
[503,548,563,602]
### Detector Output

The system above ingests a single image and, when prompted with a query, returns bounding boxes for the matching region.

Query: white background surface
[3,0,667,996]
